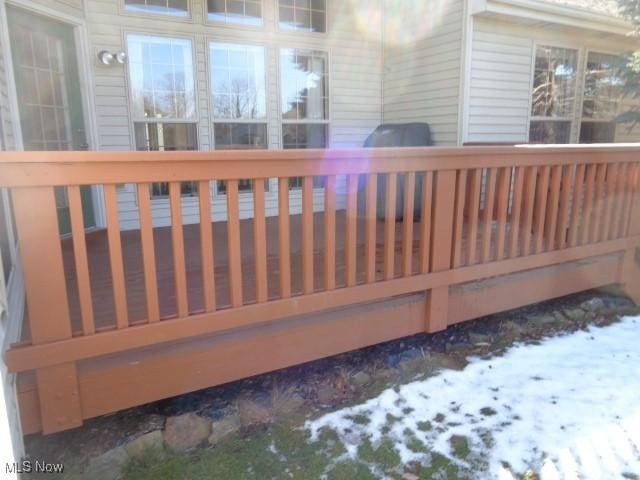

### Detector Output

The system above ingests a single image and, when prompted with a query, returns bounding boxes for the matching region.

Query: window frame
[527,42,580,144]
[276,0,328,35]
[125,32,200,200]
[204,0,264,29]
[120,0,193,21]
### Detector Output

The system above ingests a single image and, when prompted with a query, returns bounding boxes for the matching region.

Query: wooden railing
[1,145,639,433]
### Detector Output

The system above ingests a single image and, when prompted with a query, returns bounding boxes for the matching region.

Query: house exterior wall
[82,0,383,229]
[382,0,465,146]
[464,15,640,144]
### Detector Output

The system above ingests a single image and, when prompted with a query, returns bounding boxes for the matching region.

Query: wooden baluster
[611,163,627,240]
[451,169,467,268]
[425,171,456,333]
[67,185,95,334]
[481,167,497,263]
[302,176,314,295]
[494,167,510,260]
[136,183,160,322]
[345,174,358,287]
[384,173,397,280]
[418,171,433,273]
[590,163,608,243]
[567,164,585,248]
[104,184,129,328]
[580,163,597,245]
[278,178,292,297]
[620,163,640,304]
[198,181,215,312]
[555,165,572,249]
[12,186,83,432]
[324,175,336,291]
[521,166,537,256]
[544,165,562,251]
[226,179,243,307]
[620,164,639,238]
[601,163,618,242]
[169,182,189,318]
[364,174,377,283]
[402,172,416,275]
[533,166,550,254]
[508,166,525,258]
[253,179,268,303]
[466,168,481,264]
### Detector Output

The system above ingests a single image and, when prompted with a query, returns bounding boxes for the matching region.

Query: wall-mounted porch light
[98,50,127,66]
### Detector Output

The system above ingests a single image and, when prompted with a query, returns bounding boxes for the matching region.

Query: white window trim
[119,0,194,22]
[204,0,264,29]
[276,0,328,36]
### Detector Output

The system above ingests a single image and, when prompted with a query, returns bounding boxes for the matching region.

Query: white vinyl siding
[0,41,16,150]
[465,16,640,145]
[382,0,464,146]
[84,0,382,229]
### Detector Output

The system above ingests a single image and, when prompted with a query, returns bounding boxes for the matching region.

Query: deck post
[11,187,82,433]
[425,170,456,333]
[620,165,640,304]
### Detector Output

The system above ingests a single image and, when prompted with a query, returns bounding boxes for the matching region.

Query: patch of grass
[480,407,498,416]
[404,430,428,454]
[348,414,371,425]
[417,421,432,432]
[328,460,376,480]
[357,438,401,470]
[434,413,446,423]
[418,452,463,480]
[449,434,470,460]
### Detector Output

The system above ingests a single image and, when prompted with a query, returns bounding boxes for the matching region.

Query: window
[210,43,268,193]
[280,48,328,188]
[207,0,261,25]
[128,35,198,197]
[580,52,622,143]
[279,0,326,33]
[124,0,189,17]
[529,45,578,144]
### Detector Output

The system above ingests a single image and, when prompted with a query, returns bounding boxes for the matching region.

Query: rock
[445,342,468,353]
[403,473,419,480]
[429,353,466,371]
[125,430,164,458]
[272,391,305,415]
[163,413,211,452]
[581,297,605,312]
[208,413,242,445]
[85,446,129,480]
[468,332,492,345]
[316,384,338,404]
[563,308,584,322]
[237,398,273,426]
[353,371,372,387]
[501,320,524,334]
[529,314,556,325]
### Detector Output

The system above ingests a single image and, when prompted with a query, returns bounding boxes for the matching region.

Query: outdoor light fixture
[97,50,127,66]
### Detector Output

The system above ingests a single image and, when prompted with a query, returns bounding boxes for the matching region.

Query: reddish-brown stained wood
[418,171,433,273]
[226,180,243,307]
[253,179,268,303]
[555,165,572,249]
[533,166,550,254]
[451,170,467,267]
[278,178,292,297]
[611,163,627,240]
[544,165,562,251]
[481,168,497,263]
[198,181,215,313]
[324,175,336,291]
[466,169,481,264]
[494,167,510,260]
[580,163,597,245]
[302,176,314,294]
[136,184,160,322]
[567,164,585,248]
[364,174,377,283]
[601,163,618,242]
[384,173,397,280]
[402,172,416,276]
[169,182,189,318]
[521,166,537,257]
[508,166,525,258]
[345,174,358,287]
[104,184,129,328]
[620,164,639,238]
[591,163,608,243]
[68,185,95,334]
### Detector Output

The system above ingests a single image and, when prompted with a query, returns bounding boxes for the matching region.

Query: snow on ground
[306,316,640,479]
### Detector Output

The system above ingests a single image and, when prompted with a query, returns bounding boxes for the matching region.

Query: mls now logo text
[6,460,64,474]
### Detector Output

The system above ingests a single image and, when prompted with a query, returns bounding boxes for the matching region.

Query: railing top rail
[1,144,639,188]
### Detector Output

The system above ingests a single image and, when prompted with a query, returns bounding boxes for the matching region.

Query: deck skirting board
[17,252,623,435]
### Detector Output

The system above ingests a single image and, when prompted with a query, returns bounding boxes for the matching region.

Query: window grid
[580,52,621,143]
[279,0,326,32]
[124,0,189,17]
[207,0,262,25]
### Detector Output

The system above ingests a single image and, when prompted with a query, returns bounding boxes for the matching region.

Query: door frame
[0,0,106,228]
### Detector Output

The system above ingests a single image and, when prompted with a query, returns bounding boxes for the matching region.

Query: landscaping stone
[84,446,129,480]
[581,297,605,312]
[272,390,305,415]
[125,430,164,458]
[402,473,419,480]
[468,332,492,345]
[163,413,211,452]
[563,308,585,322]
[429,353,466,371]
[317,384,338,404]
[529,314,556,325]
[208,413,242,445]
[353,371,372,387]
[237,398,273,426]
[445,342,468,353]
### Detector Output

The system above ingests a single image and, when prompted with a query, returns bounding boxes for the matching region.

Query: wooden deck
[2,145,640,435]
